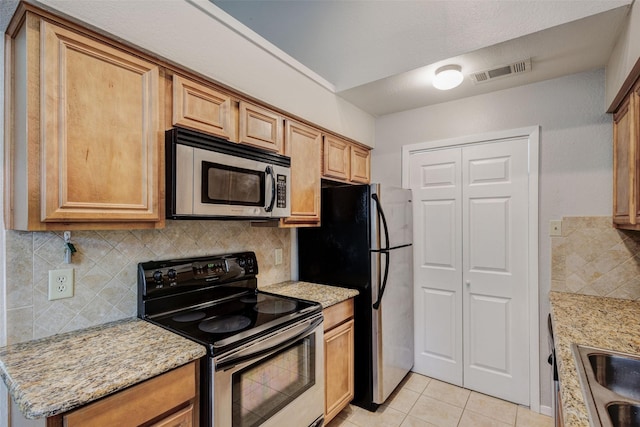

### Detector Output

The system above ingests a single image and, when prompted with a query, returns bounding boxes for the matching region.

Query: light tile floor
[327,372,553,427]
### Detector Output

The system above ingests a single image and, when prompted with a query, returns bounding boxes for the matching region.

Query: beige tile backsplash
[551,216,640,300]
[5,221,291,344]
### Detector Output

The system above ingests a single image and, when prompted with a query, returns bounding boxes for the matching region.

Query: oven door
[212,314,324,427]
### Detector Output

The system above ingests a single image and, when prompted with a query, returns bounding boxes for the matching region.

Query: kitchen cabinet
[322,135,371,184]
[47,361,198,427]
[613,79,640,230]
[239,101,284,153]
[4,10,164,230]
[281,120,322,227]
[172,74,233,140]
[323,298,355,424]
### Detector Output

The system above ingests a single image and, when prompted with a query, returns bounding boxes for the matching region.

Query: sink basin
[607,403,640,427]
[589,353,640,400]
[573,345,640,427]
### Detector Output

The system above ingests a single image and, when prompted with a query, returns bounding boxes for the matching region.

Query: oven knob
[238,258,246,267]
[167,269,177,279]
[152,271,163,282]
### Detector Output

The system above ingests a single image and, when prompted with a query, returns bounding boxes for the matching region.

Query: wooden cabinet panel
[40,21,161,223]
[323,136,350,181]
[324,317,355,423]
[62,362,196,427]
[324,298,354,332]
[282,120,321,226]
[322,135,371,184]
[150,404,193,427]
[239,101,283,153]
[351,145,371,184]
[5,12,164,230]
[613,80,640,230]
[173,74,232,140]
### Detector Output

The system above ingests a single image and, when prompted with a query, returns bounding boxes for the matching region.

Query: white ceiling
[212,0,632,116]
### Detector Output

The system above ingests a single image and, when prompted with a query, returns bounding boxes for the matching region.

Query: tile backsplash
[551,216,640,300]
[5,221,291,345]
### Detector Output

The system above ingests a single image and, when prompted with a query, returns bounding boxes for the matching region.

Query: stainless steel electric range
[138,252,324,427]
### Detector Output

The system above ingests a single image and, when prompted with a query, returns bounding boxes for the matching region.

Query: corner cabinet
[322,135,371,184]
[47,362,198,427]
[5,12,164,230]
[613,80,640,230]
[281,120,322,227]
[323,299,355,424]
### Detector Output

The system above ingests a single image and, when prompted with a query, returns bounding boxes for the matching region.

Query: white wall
[606,1,640,109]
[372,68,613,409]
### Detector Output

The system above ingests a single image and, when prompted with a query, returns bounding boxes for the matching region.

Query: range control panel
[138,252,258,296]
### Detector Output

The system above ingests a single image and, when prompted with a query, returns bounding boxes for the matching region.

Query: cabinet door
[324,318,355,424]
[613,95,634,226]
[150,404,193,427]
[282,120,321,226]
[350,145,371,184]
[40,21,161,223]
[323,135,350,181]
[173,75,232,139]
[239,101,283,153]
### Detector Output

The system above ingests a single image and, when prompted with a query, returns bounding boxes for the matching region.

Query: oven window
[202,161,265,206]
[231,335,316,427]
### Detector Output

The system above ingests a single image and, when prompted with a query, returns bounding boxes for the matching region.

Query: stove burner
[172,312,206,322]
[198,315,252,334]
[240,294,267,304]
[254,300,297,314]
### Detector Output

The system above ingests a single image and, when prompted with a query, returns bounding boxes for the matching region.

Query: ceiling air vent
[470,59,531,84]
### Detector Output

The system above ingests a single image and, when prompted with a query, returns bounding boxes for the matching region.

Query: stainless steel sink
[573,345,640,427]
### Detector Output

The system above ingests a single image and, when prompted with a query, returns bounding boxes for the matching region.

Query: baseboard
[539,404,553,417]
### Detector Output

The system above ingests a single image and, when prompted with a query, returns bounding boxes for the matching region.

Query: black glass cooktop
[148,290,320,355]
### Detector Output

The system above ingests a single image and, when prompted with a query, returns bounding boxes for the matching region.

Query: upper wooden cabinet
[172,74,232,140]
[239,101,284,153]
[5,12,164,230]
[281,120,322,227]
[613,80,640,230]
[322,135,371,184]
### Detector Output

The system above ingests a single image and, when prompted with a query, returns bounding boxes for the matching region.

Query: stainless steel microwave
[166,128,291,219]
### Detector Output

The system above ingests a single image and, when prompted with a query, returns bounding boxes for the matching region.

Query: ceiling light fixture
[433,64,463,90]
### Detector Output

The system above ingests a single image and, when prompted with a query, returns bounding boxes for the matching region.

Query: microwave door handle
[265,166,276,212]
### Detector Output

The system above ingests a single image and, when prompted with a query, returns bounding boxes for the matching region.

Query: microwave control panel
[277,175,287,208]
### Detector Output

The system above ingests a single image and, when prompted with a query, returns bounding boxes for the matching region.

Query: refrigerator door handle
[371,193,391,310]
[370,243,412,253]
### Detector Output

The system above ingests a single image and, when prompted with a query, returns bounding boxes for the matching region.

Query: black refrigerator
[298,183,413,411]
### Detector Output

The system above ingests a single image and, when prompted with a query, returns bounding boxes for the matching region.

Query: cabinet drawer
[323,299,354,331]
[63,362,196,427]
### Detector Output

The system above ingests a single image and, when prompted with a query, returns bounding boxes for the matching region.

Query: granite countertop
[262,281,359,308]
[0,318,206,420]
[549,291,640,427]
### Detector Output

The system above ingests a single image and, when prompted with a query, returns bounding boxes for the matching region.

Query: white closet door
[410,148,463,386]
[462,138,529,405]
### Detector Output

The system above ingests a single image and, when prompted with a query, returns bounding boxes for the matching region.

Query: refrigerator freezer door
[370,185,414,404]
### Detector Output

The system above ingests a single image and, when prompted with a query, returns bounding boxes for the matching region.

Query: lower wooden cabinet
[46,362,198,427]
[323,299,355,424]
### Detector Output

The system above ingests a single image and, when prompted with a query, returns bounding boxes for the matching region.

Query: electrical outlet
[549,220,562,237]
[275,248,283,266]
[48,268,74,300]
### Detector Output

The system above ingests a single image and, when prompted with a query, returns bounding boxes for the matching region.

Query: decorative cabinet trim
[172,74,232,140]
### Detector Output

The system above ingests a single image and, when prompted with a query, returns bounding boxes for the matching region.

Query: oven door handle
[265,166,276,213]
[215,315,322,371]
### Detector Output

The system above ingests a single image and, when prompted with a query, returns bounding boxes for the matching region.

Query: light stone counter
[549,291,640,427]
[262,281,359,308]
[0,318,206,419]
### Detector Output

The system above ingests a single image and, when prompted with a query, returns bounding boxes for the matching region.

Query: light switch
[275,248,283,265]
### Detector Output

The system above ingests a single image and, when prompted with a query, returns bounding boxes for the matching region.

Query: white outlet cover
[549,220,562,237]
[48,268,74,300]
[275,248,283,265]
